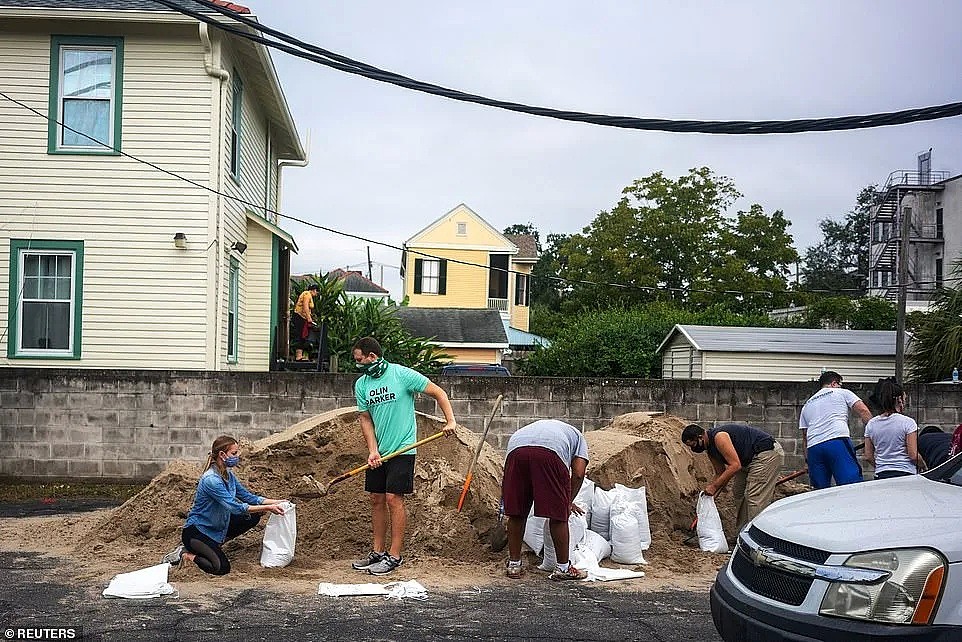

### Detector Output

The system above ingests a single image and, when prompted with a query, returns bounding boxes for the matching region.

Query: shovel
[295,431,446,499]
[456,394,504,512]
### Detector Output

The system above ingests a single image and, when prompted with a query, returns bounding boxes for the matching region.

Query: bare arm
[569,457,588,515]
[906,431,919,465]
[358,410,382,467]
[423,381,457,434]
[853,400,872,424]
[863,435,875,464]
[706,432,742,496]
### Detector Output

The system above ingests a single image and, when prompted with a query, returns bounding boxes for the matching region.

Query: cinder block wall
[1,369,959,480]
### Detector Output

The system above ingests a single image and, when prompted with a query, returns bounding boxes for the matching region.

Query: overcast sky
[241,0,962,299]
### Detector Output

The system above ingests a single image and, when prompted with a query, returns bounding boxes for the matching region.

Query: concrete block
[169,428,203,444]
[68,460,102,476]
[33,426,66,443]
[666,403,698,423]
[534,400,568,418]
[0,408,18,427]
[219,413,254,429]
[696,404,731,422]
[238,396,271,413]
[1,457,36,475]
[168,394,204,413]
[565,401,602,420]
[732,405,765,422]
[103,426,136,443]
[549,383,585,402]
[38,459,69,477]
[135,460,165,479]
[205,395,237,412]
[103,460,135,477]
[1,391,34,408]
[502,400,537,417]
[764,406,800,422]
[51,444,84,458]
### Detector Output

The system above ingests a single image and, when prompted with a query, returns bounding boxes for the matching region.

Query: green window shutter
[525,275,530,306]
[514,274,522,305]
[413,258,423,294]
[438,259,447,295]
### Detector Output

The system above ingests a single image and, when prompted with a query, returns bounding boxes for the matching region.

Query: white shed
[657,325,907,383]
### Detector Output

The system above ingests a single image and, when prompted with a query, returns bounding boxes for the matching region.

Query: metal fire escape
[868,170,947,302]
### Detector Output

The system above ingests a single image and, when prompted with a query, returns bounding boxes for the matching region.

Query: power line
[160,0,962,135]
[1,88,957,301]
[0,88,950,300]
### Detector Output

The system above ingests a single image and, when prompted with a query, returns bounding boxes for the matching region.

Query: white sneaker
[162,545,185,566]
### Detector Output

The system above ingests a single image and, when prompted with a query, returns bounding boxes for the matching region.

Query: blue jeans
[807,437,862,489]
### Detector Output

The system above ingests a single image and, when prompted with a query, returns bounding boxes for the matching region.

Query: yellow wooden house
[401,204,537,363]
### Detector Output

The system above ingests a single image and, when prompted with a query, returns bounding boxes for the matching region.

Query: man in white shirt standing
[799,371,873,489]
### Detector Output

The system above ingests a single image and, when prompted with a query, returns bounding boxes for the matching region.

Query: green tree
[530,232,571,309]
[502,223,542,253]
[802,185,876,296]
[519,301,772,377]
[557,168,797,312]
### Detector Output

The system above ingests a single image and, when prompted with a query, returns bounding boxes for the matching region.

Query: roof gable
[326,269,389,295]
[405,204,517,252]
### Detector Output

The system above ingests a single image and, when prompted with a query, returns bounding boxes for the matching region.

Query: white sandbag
[612,484,652,551]
[609,507,648,565]
[580,528,612,562]
[573,478,595,528]
[522,504,547,555]
[589,486,615,541]
[696,493,729,554]
[539,512,588,571]
[103,563,176,599]
[260,501,297,568]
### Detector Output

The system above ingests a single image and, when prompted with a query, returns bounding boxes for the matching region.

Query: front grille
[731,546,814,606]
[748,525,830,564]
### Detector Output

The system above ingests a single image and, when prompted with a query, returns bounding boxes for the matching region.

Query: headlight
[819,548,946,625]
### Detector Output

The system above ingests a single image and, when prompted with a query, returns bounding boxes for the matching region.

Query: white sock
[508,560,522,567]
[557,561,570,573]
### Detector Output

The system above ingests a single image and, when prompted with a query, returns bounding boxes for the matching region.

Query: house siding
[509,262,532,332]
[0,23,213,368]
[216,40,274,369]
[406,248,491,308]
[661,334,703,379]
[700,352,896,383]
[444,347,502,364]
[241,222,272,371]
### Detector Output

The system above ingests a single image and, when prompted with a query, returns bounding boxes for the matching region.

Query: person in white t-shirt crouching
[863,379,918,479]
[799,371,873,489]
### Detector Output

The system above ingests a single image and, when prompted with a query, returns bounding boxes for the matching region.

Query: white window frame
[13,247,79,357]
[420,259,440,294]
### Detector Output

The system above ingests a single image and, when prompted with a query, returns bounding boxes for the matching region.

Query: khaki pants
[731,442,784,532]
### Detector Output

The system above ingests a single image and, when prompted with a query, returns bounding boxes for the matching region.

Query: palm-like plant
[907,282,962,383]
[290,274,449,373]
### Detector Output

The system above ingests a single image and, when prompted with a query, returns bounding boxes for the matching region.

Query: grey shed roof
[0,0,249,11]
[394,308,508,345]
[657,325,909,357]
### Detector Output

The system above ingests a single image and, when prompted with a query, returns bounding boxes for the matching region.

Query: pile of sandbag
[522,478,652,572]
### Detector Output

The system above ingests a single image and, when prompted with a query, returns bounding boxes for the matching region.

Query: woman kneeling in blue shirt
[162,435,287,575]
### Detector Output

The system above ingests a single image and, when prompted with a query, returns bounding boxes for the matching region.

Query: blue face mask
[224,455,240,468]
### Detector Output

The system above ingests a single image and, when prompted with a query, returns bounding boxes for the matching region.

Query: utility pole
[895,202,910,384]
[367,246,373,281]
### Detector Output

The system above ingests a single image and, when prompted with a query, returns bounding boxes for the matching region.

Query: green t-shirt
[354,362,429,455]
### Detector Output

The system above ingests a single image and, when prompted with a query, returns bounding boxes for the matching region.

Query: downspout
[276,128,310,224]
[200,22,229,369]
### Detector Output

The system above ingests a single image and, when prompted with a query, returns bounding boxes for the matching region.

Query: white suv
[711,455,962,641]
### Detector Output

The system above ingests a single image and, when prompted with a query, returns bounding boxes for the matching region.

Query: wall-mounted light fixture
[231,241,247,255]
[173,232,187,249]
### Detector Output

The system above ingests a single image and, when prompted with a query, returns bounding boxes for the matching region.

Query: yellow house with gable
[401,204,537,363]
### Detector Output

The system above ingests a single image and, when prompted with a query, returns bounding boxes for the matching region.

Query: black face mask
[691,443,706,454]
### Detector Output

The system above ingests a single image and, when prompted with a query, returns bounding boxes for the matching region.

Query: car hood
[752,476,962,562]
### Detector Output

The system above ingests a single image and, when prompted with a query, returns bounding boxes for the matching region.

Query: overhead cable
[157,0,962,135]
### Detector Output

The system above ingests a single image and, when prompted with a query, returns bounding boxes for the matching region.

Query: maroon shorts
[502,446,570,522]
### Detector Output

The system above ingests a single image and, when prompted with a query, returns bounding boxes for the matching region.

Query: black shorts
[364,454,415,495]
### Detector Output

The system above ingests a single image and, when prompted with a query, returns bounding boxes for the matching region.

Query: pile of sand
[6,409,803,591]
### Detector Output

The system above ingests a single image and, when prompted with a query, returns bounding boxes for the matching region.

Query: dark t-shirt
[918,429,952,468]
[708,423,776,467]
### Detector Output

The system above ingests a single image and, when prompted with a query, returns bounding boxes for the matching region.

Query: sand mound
[85,408,506,570]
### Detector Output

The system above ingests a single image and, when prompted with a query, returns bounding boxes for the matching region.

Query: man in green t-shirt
[350,336,456,576]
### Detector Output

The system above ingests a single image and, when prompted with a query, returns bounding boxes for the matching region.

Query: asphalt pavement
[0,500,721,642]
